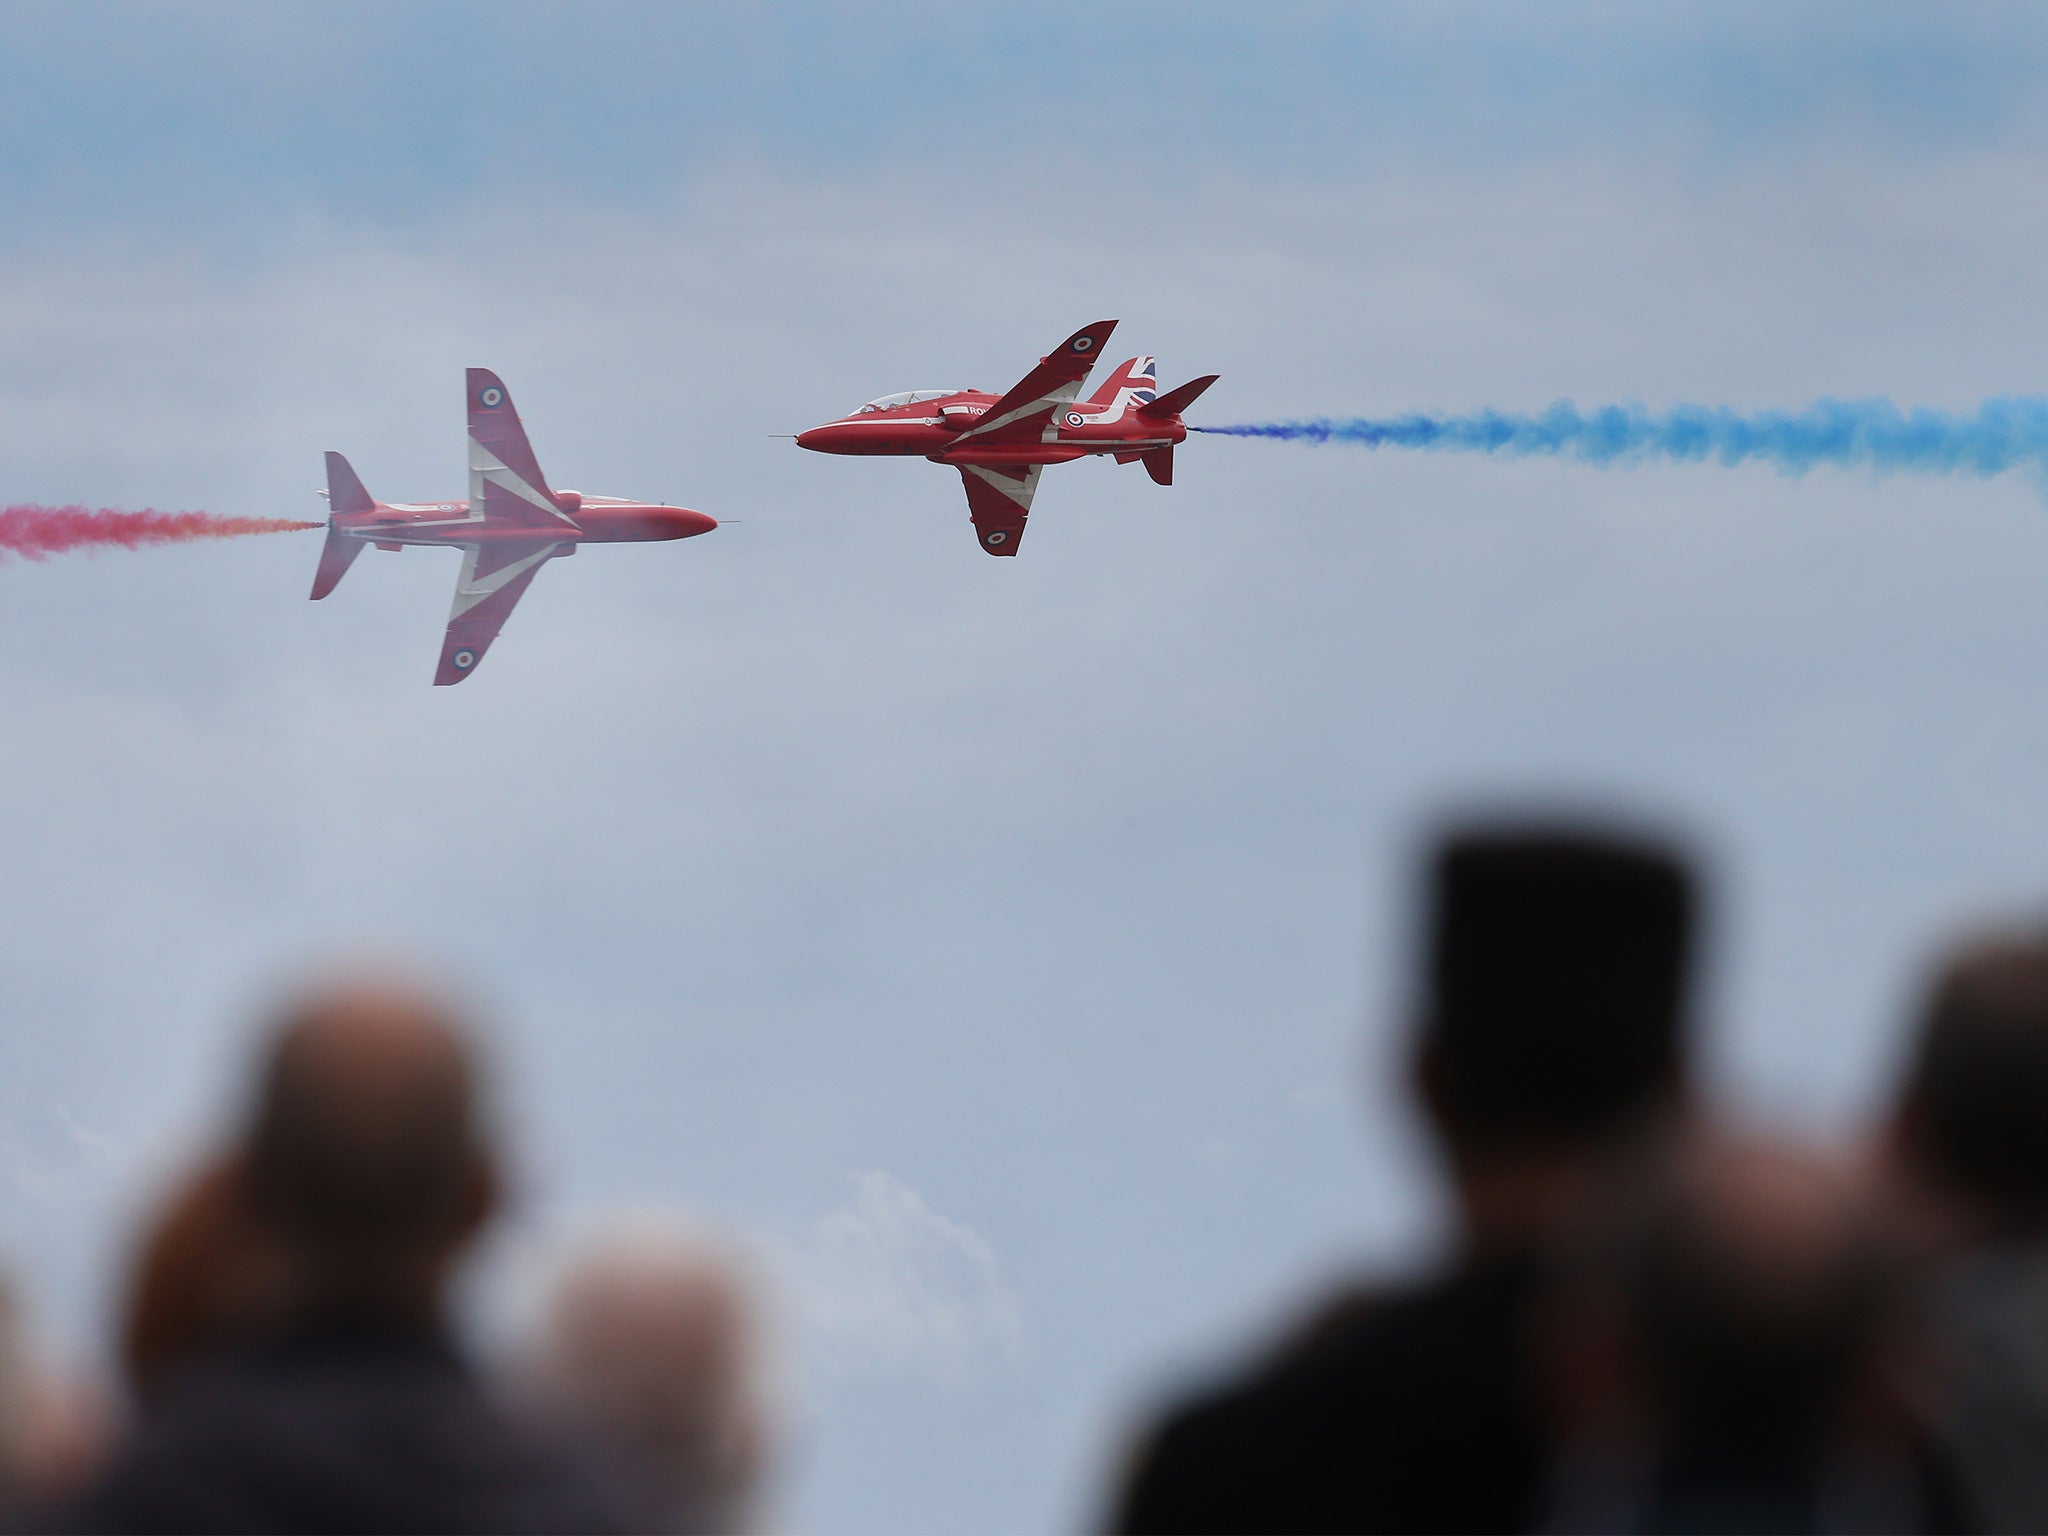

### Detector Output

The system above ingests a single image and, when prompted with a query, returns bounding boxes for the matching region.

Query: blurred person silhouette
[1882,931,2048,1533]
[59,969,633,1534]
[525,1218,773,1534]
[1110,822,1698,1535]
[1541,1132,1933,1534]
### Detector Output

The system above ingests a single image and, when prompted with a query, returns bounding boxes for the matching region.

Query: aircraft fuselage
[795,388,1185,464]
[332,495,714,550]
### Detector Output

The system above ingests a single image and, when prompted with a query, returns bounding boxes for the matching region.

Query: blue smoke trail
[1192,398,2048,483]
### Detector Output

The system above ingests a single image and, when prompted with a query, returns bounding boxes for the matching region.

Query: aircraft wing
[957,464,1043,556]
[468,368,580,533]
[435,537,572,684]
[949,321,1117,450]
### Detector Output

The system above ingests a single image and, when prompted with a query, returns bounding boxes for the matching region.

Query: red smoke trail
[0,505,321,562]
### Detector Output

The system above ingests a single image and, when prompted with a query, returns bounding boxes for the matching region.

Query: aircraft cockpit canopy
[856,390,962,413]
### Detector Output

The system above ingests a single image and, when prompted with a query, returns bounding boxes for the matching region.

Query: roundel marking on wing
[480,387,504,408]
[1072,335,1094,352]
[453,649,477,670]
[986,531,1008,546]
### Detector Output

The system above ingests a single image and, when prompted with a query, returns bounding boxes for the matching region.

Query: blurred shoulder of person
[57,969,635,1536]
[1109,822,1700,1535]
[1883,930,2048,1534]
[523,1216,773,1535]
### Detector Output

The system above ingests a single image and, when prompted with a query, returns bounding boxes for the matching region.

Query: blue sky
[9,5,2048,1531]
[6,5,2047,235]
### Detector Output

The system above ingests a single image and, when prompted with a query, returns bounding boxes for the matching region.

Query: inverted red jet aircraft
[310,368,716,684]
[795,321,1217,555]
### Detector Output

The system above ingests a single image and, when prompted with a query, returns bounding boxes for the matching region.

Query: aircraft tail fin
[324,451,376,514]
[309,525,365,600]
[1086,356,1159,410]
[311,451,373,599]
[1139,374,1220,419]
[1142,446,1174,486]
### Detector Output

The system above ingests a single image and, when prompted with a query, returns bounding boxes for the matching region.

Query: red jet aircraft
[310,368,716,684]
[795,321,1217,555]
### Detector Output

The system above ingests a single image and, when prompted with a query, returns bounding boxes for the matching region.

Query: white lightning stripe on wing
[468,438,577,525]
[449,542,562,620]
[960,463,1044,515]
[954,376,1093,444]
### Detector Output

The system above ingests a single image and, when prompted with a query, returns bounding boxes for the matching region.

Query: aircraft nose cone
[795,424,851,453]
[670,507,718,538]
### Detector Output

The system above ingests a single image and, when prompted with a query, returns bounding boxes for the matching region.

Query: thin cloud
[764,1171,1023,1386]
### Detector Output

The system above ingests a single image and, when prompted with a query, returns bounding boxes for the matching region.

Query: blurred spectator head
[1891,930,2048,1232]
[1415,823,1697,1162]
[121,1157,286,1404]
[1546,1133,1910,1531]
[1622,1136,1892,1454]
[238,970,499,1314]
[533,1218,771,1534]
